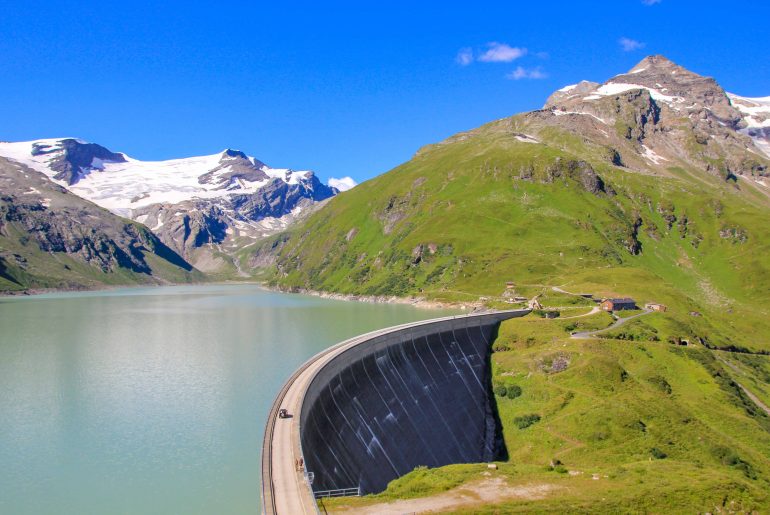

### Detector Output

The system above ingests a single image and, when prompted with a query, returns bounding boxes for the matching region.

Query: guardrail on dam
[261,309,529,514]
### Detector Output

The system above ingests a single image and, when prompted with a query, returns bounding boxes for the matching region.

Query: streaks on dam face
[299,315,516,494]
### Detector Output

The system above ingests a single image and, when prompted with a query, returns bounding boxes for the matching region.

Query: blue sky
[1,1,768,185]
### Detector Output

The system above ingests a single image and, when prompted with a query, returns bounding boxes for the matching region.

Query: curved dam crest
[298,311,528,496]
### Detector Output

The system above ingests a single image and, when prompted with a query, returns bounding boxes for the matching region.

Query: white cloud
[478,42,527,63]
[642,0,661,5]
[456,47,474,66]
[619,37,645,52]
[328,177,357,192]
[506,66,547,80]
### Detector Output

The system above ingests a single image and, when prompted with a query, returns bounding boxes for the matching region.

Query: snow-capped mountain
[728,94,770,158]
[540,55,769,183]
[0,138,344,270]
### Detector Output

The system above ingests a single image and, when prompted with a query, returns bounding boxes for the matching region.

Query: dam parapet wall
[299,311,528,494]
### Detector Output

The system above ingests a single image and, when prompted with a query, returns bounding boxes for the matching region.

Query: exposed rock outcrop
[0,157,197,290]
[31,138,126,185]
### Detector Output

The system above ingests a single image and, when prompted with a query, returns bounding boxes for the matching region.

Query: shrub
[648,375,672,394]
[514,414,541,429]
[494,385,507,397]
[507,385,522,399]
[711,446,757,479]
[650,447,668,459]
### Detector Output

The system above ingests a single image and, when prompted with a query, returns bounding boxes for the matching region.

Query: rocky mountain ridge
[0,138,342,271]
[0,156,200,291]
[536,55,769,184]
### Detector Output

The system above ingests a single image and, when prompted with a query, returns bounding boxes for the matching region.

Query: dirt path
[559,306,600,319]
[570,309,652,339]
[716,356,770,416]
[327,477,560,514]
[552,286,592,297]
[545,426,586,459]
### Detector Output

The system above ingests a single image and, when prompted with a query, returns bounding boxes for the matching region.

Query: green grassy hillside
[267,119,770,351]
[267,65,770,510]
[324,311,770,513]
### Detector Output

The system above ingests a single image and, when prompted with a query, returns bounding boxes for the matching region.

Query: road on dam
[260,309,529,515]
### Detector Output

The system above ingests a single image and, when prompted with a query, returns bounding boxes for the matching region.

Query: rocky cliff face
[536,55,769,183]
[0,157,199,291]
[132,170,335,264]
[30,138,127,185]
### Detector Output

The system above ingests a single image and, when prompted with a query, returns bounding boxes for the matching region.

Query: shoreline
[1,280,475,310]
[266,285,478,311]
[0,278,260,299]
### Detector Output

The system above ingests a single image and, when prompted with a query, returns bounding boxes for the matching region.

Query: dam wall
[299,311,526,495]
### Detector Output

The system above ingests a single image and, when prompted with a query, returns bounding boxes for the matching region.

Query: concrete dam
[300,312,525,494]
[262,310,529,514]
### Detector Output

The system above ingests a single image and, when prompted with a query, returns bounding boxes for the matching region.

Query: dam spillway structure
[298,310,528,496]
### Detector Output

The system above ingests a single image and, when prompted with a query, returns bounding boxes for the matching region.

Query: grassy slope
[270,111,770,510]
[326,311,770,513]
[270,117,770,352]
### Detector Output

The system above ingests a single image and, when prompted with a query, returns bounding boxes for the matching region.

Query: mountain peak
[628,55,680,74]
[221,148,249,160]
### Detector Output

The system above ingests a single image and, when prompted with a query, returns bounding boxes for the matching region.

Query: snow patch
[551,109,608,124]
[642,145,668,165]
[91,157,105,170]
[728,94,770,158]
[591,82,684,106]
[514,133,539,144]
[740,128,770,158]
[728,93,770,128]
[558,84,578,93]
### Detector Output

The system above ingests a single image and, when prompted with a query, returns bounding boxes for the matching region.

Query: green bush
[711,446,757,479]
[494,385,507,397]
[507,385,522,399]
[648,375,672,394]
[514,414,541,429]
[650,447,668,459]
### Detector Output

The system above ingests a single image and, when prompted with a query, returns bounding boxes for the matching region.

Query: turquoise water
[0,284,458,514]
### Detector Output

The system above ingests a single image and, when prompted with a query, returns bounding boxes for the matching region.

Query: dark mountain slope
[0,157,203,292]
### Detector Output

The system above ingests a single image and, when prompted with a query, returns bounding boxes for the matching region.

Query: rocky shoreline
[2,279,478,312]
[267,285,476,311]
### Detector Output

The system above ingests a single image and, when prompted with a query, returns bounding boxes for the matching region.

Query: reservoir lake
[0,284,458,514]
